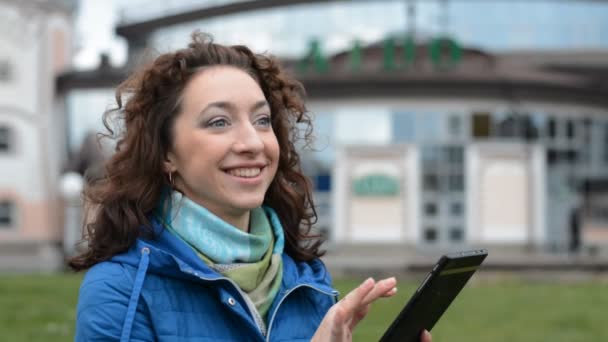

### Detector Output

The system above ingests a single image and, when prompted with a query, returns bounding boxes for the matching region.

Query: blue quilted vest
[75,219,338,341]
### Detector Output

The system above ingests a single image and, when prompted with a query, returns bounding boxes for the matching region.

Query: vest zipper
[184,270,267,336]
[265,284,339,342]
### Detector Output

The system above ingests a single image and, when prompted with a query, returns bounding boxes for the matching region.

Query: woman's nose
[232,122,264,153]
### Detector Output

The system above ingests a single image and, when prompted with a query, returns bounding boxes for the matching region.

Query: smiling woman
[69,31,431,342]
[164,67,279,231]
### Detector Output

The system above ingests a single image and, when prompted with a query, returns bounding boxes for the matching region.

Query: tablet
[379,249,488,342]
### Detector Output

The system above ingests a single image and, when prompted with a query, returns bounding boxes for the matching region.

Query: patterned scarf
[160,191,284,326]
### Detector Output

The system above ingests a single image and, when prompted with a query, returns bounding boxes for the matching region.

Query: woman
[71,32,432,342]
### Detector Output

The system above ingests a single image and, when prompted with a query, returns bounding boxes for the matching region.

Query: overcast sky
[73,0,126,69]
[73,0,608,70]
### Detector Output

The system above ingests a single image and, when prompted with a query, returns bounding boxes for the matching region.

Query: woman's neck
[222,210,250,232]
[199,203,251,232]
[177,188,251,232]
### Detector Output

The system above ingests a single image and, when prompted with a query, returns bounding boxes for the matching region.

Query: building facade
[58,0,608,259]
[0,0,75,271]
[293,43,608,254]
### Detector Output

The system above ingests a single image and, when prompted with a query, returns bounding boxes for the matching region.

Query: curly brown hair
[69,32,322,271]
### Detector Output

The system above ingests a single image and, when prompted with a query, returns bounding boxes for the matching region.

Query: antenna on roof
[406,0,417,38]
[439,0,449,36]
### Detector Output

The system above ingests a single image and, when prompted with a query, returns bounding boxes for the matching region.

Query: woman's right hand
[311,277,433,342]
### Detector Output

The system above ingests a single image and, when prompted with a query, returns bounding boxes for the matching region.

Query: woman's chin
[231,197,266,212]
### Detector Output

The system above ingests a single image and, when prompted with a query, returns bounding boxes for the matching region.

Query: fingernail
[383,277,396,285]
[363,277,374,287]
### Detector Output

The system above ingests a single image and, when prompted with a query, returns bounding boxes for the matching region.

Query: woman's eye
[207,118,229,128]
[256,116,271,127]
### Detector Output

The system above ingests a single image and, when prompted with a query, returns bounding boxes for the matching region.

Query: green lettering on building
[429,36,462,70]
[350,39,362,72]
[298,39,329,73]
[299,34,462,73]
[403,35,416,67]
[383,36,397,71]
[352,174,400,197]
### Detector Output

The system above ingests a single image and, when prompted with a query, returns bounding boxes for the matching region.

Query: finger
[420,329,432,342]
[341,277,375,304]
[380,286,398,297]
[349,303,371,330]
[361,277,397,305]
[340,278,375,316]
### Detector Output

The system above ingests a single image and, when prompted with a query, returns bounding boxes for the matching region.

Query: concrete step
[321,242,608,278]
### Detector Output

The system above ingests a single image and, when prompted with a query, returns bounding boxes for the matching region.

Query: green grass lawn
[0,273,606,341]
[335,277,608,342]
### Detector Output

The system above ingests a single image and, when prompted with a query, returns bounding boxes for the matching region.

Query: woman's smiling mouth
[226,167,263,178]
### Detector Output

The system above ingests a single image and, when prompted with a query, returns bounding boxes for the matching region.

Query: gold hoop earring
[168,172,174,187]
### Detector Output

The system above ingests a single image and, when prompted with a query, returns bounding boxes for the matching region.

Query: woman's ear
[163,151,177,174]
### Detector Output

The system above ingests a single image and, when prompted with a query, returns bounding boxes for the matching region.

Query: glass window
[424,227,438,242]
[0,126,11,152]
[417,112,442,141]
[604,122,608,163]
[449,228,463,241]
[582,118,592,143]
[450,202,463,216]
[521,114,540,140]
[446,146,464,165]
[472,112,491,138]
[314,174,331,192]
[421,145,440,165]
[547,117,557,139]
[578,118,592,165]
[448,174,464,192]
[0,201,14,227]
[423,174,439,191]
[530,112,546,139]
[424,202,438,216]
[566,119,576,139]
[335,108,391,145]
[392,112,416,142]
[548,149,579,166]
[0,60,11,82]
[547,150,557,165]
[309,113,335,170]
[448,114,462,137]
[495,112,519,138]
[494,111,538,139]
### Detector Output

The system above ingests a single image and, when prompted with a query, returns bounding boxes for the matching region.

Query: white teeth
[227,168,262,178]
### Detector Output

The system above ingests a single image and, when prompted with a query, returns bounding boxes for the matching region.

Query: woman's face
[165,66,279,225]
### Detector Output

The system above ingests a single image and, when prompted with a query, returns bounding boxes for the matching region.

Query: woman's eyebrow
[199,100,269,116]
[250,100,270,112]
[200,101,231,115]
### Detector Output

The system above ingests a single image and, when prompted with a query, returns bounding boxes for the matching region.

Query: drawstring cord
[120,247,150,342]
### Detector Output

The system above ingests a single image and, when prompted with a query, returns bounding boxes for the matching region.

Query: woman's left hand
[311,277,432,342]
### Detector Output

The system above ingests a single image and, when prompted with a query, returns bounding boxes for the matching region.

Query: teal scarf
[160,191,284,327]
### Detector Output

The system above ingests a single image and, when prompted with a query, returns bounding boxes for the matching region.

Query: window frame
[0,59,12,82]
[0,200,16,229]
[0,125,13,153]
